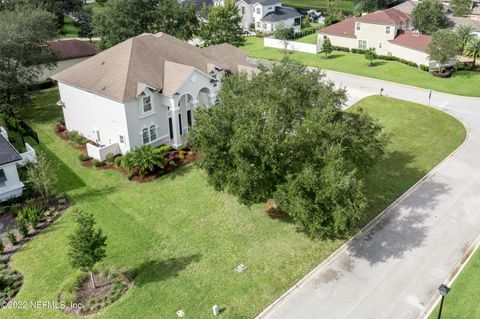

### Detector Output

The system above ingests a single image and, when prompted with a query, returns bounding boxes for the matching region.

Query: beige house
[317,8,432,66]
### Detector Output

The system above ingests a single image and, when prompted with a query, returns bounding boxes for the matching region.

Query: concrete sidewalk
[257,71,480,319]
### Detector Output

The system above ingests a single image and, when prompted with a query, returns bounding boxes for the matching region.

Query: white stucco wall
[58,83,131,154]
[318,34,357,48]
[0,163,24,202]
[40,57,91,81]
[264,37,320,53]
[387,43,430,65]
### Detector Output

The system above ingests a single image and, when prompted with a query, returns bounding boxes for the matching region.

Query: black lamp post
[380,88,384,96]
[437,284,451,319]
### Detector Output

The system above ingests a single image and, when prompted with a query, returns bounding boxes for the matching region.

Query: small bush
[332,45,350,52]
[20,206,43,229]
[74,134,88,145]
[68,130,79,141]
[351,48,367,54]
[420,64,429,72]
[114,156,123,168]
[92,159,104,168]
[17,217,29,237]
[55,122,66,133]
[105,153,115,164]
[78,153,91,162]
[0,241,4,254]
[7,231,17,245]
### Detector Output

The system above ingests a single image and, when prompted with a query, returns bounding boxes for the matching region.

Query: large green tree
[154,0,198,40]
[94,0,157,48]
[94,0,199,49]
[0,7,57,111]
[68,210,107,289]
[451,0,472,16]
[21,0,83,27]
[412,0,447,35]
[75,6,94,40]
[428,29,461,72]
[199,0,245,47]
[191,62,387,238]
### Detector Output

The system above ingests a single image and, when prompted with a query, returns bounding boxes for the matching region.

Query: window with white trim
[241,6,245,14]
[256,7,260,14]
[142,95,152,113]
[378,42,383,49]
[149,124,157,141]
[356,22,361,31]
[358,40,367,49]
[385,26,391,35]
[256,21,261,28]
[119,135,124,144]
[142,128,149,144]
[0,169,6,188]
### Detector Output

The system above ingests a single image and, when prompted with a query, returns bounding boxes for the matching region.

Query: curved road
[257,71,480,319]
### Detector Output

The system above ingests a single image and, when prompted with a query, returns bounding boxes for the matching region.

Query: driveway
[257,71,480,319]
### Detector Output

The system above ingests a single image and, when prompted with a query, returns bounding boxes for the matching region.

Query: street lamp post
[437,284,451,319]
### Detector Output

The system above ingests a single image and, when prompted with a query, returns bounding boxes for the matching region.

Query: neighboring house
[0,128,36,202]
[449,16,480,36]
[236,0,302,32]
[39,40,97,81]
[52,32,257,160]
[317,8,433,66]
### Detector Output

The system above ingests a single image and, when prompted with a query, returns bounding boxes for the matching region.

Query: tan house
[317,8,432,66]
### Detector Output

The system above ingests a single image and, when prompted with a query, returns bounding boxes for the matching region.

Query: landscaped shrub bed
[54,125,199,182]
[0,262,23,308]
[58,267,133,316]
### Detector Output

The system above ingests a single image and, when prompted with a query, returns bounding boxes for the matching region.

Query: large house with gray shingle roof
[52,33,257,160]
[236,0,302,32]
[317,8,433,66]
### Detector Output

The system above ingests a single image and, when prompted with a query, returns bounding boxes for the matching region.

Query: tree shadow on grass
[133,254,202,287]
[39,144,86,192]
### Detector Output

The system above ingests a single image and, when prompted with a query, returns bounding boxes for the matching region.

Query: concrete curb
[255,88,472,319]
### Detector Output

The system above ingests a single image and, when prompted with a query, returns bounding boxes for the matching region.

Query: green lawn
[282,0,354,12]
[242,37,480,97]
[58,16,79,39]
[1,89,465,318]
[428,249,480,319]
[295,33,318,44]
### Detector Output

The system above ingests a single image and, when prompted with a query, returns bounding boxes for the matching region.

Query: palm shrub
[122,145,169,176]
[7,231,17,245]
[455,25,475,52]
[365,48,377,66]
[465,37,480,67]
[21,206,43,229]
[17,216,29,237]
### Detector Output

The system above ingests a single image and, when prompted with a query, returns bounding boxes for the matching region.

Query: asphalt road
[257,71,480,319]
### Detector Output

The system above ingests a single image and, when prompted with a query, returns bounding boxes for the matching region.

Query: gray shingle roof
[261,6,301,22]
[0,134,22,166]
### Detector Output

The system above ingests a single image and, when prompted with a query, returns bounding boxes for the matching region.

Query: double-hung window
[142,125,157,144]
[386,26,391,35]
[142,128,149,144]
[0,169,6,188]
[358,40,367,50]
[142,95,152,113]
[356,22,361,31]
[149,124,157,141]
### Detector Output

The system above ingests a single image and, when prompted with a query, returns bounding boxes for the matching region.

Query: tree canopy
[199,0,245,47]
[455,24,475,52]
[0,7,57,111]
[412,0,447,35]
[94,0,198,49]
[450,0,472,16]
[428,29,461,72]
[191,62,387,238]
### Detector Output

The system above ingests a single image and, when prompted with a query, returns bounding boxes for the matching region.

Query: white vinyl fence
[264,37,321,54]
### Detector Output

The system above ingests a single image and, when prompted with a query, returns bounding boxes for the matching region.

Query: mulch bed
[61,273,132,316]
[264,199,290,221]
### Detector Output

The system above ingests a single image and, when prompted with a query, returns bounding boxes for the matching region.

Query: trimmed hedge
[27,79,54,92]
[293,27,317,39]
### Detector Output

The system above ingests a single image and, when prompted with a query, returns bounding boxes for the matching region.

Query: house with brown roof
[39,39,97,81]
[52,33,257,160]
[317,8,433,66]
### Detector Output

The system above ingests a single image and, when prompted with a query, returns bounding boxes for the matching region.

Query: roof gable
[52,33,255,103]
[0,134,22,166]
[356,8,411,25]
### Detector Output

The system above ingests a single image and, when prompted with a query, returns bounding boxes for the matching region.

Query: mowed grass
[282,0,354,12]
[242,37,480,97]
[428,249,480,318]
[295,33,318,44]
[58,16,79,39]
[1,89,465,319]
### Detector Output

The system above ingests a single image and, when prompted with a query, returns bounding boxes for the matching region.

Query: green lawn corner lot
[242,37,480,98]
[428,248,480,319]
[2,89,465,318]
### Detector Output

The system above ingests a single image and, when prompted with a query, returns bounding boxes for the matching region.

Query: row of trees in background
[94,0,244,49]
[191,62,388,238]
